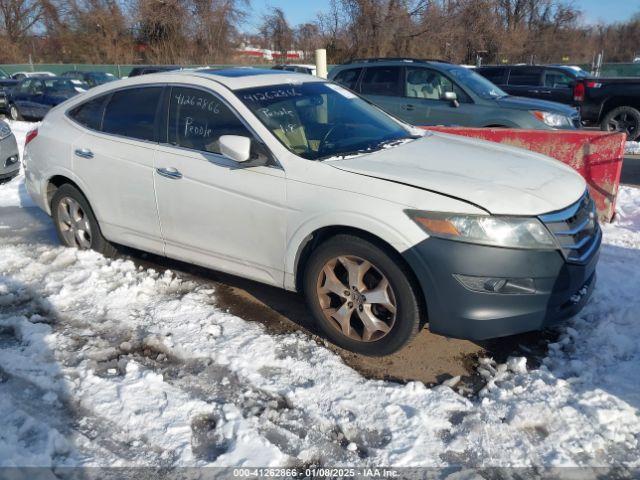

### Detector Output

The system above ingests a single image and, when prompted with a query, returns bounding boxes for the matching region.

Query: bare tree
[259,7,294,58]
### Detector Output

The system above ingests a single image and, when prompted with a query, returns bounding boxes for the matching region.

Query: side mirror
[442,91,460,107]
[219,135,252,163]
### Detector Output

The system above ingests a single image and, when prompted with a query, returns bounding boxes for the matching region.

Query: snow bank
[0,121,639,469]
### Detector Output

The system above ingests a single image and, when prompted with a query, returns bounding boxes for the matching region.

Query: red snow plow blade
[421,127,626,222]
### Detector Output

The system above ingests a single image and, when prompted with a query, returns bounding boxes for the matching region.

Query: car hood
[326,133,585,216]
[495,95,577,116]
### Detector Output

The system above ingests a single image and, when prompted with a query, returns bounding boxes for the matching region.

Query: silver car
[0,120,20,180]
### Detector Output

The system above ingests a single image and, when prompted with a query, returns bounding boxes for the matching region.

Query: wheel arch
[290,224,427,325]
[45,174,88,214]
[599,96,640,121]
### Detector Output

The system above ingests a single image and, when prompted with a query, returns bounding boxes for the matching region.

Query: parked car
[7,77,81,121]
[329,58,581,130]
[476,64,640,140]
[0,71,19,115]
[24,68,600,355]
[128,65,181,77]
[272,64,317,75]
[0,120,20,181]
[11,71,56,80]
[61,71,117,88]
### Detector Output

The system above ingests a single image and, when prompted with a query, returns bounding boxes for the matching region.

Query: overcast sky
[245,0,640,31]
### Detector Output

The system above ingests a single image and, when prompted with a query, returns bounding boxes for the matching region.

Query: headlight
[0,121,11,140]
[405,210,557,249]
[530,110,573,128]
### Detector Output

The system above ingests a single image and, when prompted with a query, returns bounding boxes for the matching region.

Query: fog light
[454,274,536,294]
[5,155,18,167]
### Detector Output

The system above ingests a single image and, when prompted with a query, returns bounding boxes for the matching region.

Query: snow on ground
[626,141,640,156]
[1,121,639,471]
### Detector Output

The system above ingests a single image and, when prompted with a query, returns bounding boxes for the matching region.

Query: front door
[541,69,574,104]
[400,67,480,126]
[154,86,287,286]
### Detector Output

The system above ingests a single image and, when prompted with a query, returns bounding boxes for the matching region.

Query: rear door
[69,86,164,254]
[541,68,575,104]
[358,66,404,117]
[506,67,544,99]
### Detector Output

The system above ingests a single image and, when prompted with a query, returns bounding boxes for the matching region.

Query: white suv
[24,68,601,355]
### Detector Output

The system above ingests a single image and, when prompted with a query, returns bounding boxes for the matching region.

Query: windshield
[237,82,414,160]
[448,67,507,99]
[43,79,76,93]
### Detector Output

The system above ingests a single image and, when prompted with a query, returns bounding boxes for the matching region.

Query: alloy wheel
[607,112,638,138]
[10,105,18,120]
[316,255,397,342]
[57,196,92,249]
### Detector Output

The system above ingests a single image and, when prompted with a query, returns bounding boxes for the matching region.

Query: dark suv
[329,58,580,130]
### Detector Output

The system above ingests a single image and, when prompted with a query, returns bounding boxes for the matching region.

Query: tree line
[1,0,639,66]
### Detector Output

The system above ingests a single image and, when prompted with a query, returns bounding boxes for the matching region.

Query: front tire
[51,184,117,257]
[601,106,640,141]
[9,104,22,121]
[303,234,422,356]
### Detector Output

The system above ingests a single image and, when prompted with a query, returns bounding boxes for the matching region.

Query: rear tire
[601,106,640,141]
[303,234,421,356]
[51,184,118,257]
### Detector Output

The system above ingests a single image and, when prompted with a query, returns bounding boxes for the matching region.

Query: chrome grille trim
[539,191,600,264]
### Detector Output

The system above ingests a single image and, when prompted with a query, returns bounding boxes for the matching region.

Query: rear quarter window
[507,68,542,86]
[68,95,109,131]
[332,68,362,91]
[478,68,507,84]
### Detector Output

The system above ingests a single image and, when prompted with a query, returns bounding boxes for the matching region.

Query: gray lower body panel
[403,237,600,340]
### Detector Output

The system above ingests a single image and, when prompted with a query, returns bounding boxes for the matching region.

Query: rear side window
[333,68,362,91]
[68,95,108,130]
[102,87,162,141]
[167,87,251,155]
[360,66,402,96]
[507,68,541,86]
[478,68,506,84]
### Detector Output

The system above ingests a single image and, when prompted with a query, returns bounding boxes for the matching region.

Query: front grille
[571,113,582,128]
[539,191,600,264]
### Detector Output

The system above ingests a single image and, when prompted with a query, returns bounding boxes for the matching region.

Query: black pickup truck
[476,64,640,140]
[0,70,19,115]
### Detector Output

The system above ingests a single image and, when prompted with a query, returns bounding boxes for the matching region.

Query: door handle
[74,148,93,159]
[402,104,415,111]
[540,90,552,94]
[156,167,183,179]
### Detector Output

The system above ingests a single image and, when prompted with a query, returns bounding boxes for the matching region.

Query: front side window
[18,80,34,94]
[42,79,76,94]
[543,70,573,88]
[102,87,162,141]
[167,87,252,154]
[237,82,414,160]
[360,66,402,96]
[69,95,108,130]
[405,67,470,102]
[333,68,362,91]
